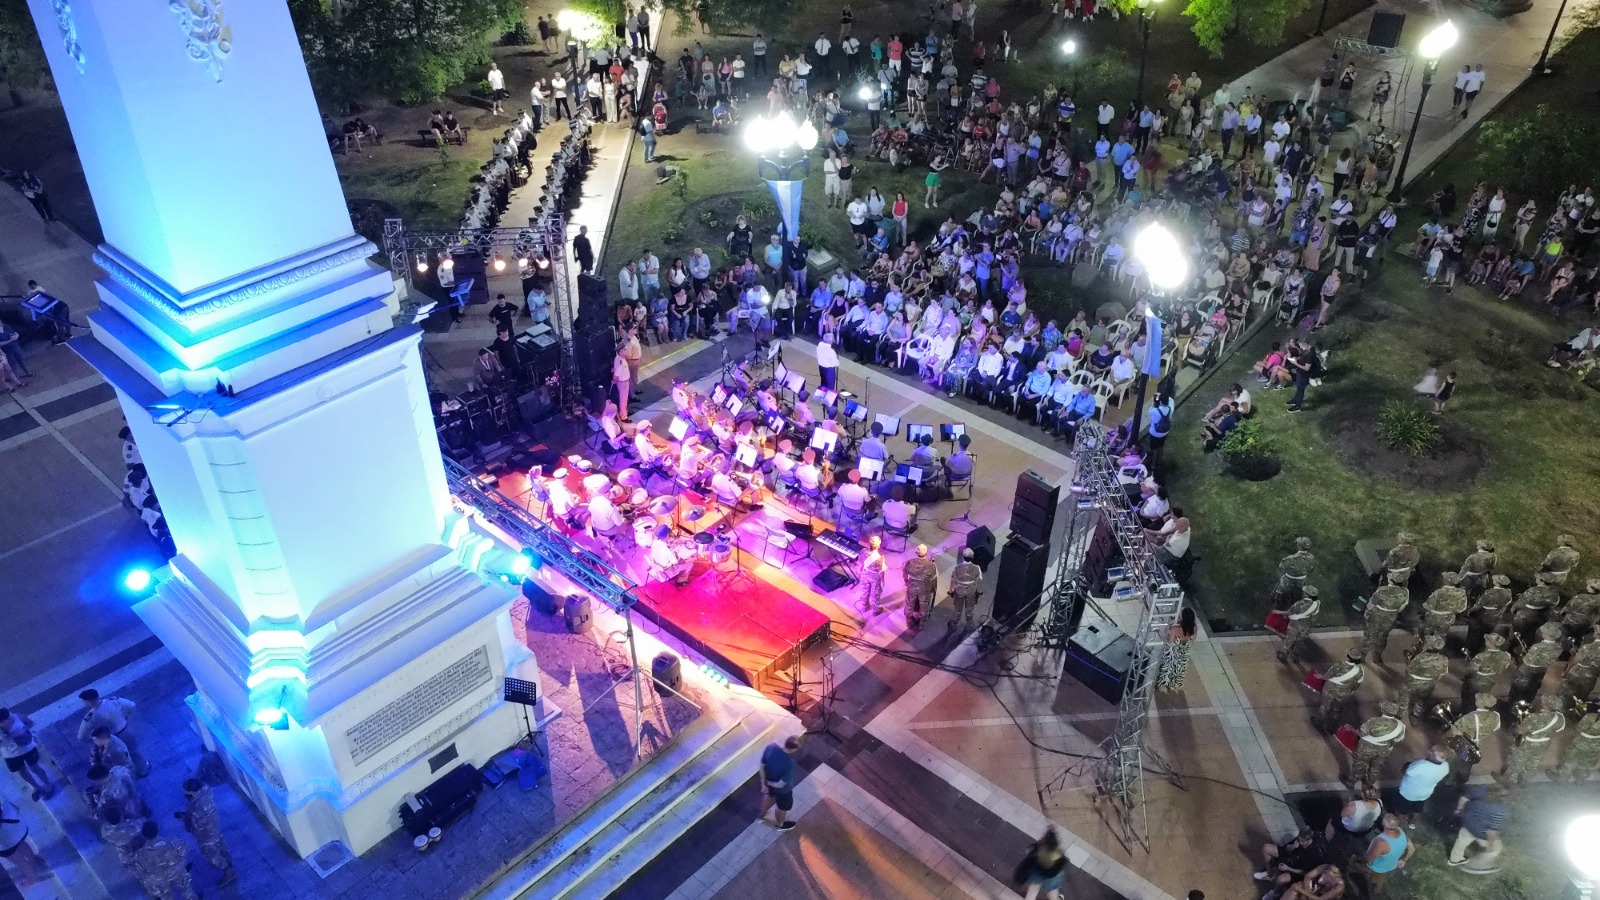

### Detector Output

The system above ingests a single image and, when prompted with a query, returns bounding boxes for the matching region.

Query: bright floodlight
[746,112,811,154]
[797,120,819,150]
[1418,20,1458,60]
[1134,223,1188,290]
[1567,816,1600,882]
[1062,39,1077,55]
[122,568,152,593]
[743,120,772,153]
[510,552,532,576]
[858,85,874,101]
[556,9,603,43]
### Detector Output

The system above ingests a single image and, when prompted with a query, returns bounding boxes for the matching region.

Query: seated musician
[674,435,711,484]
[633,421,664,469]
[909,434,939,468]
[588,488,627,538]
[755,381,782,416]
[859,422,889,461]
[944,435,974,484]
[648,523,693,586]
[709,456,745,508]
[792,393,817,430]
[601,401,635,457]
[671,380,695,415]
[837,469,872,521]
[882,485,918,532]
[771,438,798,485]
[795,448,823,494]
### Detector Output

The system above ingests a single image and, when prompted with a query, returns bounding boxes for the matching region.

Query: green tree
[565,0,801,37]
[289,0,523,110]
[1474,104,1600,200]
[1182,0,1311,57]
[0,0,52,89]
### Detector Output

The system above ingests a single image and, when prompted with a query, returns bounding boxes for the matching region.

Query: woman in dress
[1156,607,1196,691]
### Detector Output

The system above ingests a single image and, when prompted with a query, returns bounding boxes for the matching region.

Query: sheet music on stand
[843,399,869,422]
[813,388,838,409]
[940,423,966,442]
[669,417,691,441]
[874,413,901,436]
[906,423,934,444]
[809,427,839,454]
[711,384,729,405]
[735,443,759,468]
[894,463,925,485]
[774,361,790,385]
[782,371,806,394]
[725,396,744,416]
[858,457,885,481]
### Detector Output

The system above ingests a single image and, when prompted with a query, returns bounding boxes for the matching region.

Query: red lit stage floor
[636,563,832,692]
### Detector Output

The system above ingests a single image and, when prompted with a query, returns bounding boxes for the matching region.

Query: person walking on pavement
[0,708,56,802]
[572,225,595,274]
[0,799,51,885]
[77,688,149,777]
[19,172,53,222]
[758,735,802,832]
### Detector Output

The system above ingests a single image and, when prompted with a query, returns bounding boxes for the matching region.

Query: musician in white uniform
[648,524,693,585]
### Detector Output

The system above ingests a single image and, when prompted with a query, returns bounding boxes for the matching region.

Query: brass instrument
[1509,699,1535,723]
[1426,701,1459,728]
[1447,733,1482,765]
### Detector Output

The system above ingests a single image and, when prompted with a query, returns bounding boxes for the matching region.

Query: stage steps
[472,698,777,900]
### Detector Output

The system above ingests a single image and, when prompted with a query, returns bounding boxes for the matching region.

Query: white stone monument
[26,0,527,856]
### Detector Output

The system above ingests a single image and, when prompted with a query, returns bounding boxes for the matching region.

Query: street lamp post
[1314,0,1332,36]
[1135,0,1159,109]
[1128,222,1188,440]
[1535,0,1571,75]
[1564,815,1600,899]
[743,111,820,241]
[1386,21,1458,203]
[1061,39,1081,98]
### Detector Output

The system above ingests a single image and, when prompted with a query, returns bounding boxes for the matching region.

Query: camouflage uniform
[1315,651,1364,732]
[1448,694,1501,782]
[1402,636,1449,720]
[1461,634,1512,708]
[1419,574,1468,646]
[1560,635,1600,711]
[1502,696,1566,785]
[91,765,145,822]
[1360,578,1410,663]
[1382,533,1420,585]
[1456,540,1497,600]
[129,835,198,900]
[1558,579,1600,642]
[1555,712,1600,782]
[100,816,145,867]
[1466,575,1513,654]
[1510,625,1564,706]
[91,734,134,773]
[1511,576,1561,641]
[1279,587,1321,665]
[858,540,887,614]
[1271,538,1316,608]
[180,782,233,881]
[1350,701,1406,788]
[947,555,983,630]
[1538,535,1581,587]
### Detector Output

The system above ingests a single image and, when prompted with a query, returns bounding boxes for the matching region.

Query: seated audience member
[1252,342,1286,382]
[1154,517,1191,569]
[1202,402,1242,450]
[1253,828,1322,894]
[1205,383,1251,419]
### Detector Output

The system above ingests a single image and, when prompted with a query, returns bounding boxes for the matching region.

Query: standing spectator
[1012,828,1067,899]
[129,821,197,900]
[486,62,507,115]
[635,7,651,51]
[19,172,52,223]
[758,735,802,831]
[550,73,571,119]
[572,225,595,274]
[538,15,555,53]
[752,33,768,77]
[1460,63,1486,118]
[1448,784,1507,872]
[640,115,658,161]
[179,779,236,886]
[0,800,50,885]
[611,345,632,420]
[1432,372,1456,414]
[0,708,55,801]
[924,166,941,208]
[77,688,148,777]
[785,234,810,293]
[1156,607,1196,691]
[1394,744,1450,828]
[813,33,833,78]
[1354,814,1412,895]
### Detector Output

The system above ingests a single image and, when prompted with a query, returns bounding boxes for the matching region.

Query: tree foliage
[1475,103,1600,200]
[565,0,801,38]
[288,0,523,110]
[1183,0,1310,57]
[0,0,52,89]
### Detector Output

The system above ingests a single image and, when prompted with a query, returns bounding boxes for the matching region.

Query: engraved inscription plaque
[345,646,493,766]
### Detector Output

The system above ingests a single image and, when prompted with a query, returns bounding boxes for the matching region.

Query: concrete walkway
[1224,0,1592,191]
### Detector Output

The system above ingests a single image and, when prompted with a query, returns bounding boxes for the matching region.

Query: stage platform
[636,564,833,692]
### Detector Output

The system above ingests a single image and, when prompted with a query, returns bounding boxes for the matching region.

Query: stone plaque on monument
[345,646,494,766]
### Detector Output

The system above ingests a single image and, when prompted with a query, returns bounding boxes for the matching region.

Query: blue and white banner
[764,178,804,241]
[1141,308,1163,378]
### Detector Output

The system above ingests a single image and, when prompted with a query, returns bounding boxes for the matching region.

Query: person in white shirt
[618,260,641,304]
[710,462,743,507]
[1156,517,1191,566]
[813,34,833,75]
[589,491,626,535]
[882,486,917,530]
[837,469,871,515]
[817,333,840,390]
[1451,64,1472,111]
[1109,352,1135,388]
[612,349,632,420]
[795,449,823,492]
[649,524,692,584]
[634,422,662,467]
[1460,63,1486,118]
[487,62,507,115]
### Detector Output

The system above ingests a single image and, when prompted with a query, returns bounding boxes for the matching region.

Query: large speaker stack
[993,535,1050,627]
[572,273,614,413]
[576,273,610,329]
[1009,471,1059,544]
[1064,622,1140,704]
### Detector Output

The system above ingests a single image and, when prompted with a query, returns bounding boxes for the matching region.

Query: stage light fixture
[415,254,429,274]
[440,254,455,271]
[517,254,529,271]
[510,551,533,576]
[492,252,507,272]
[122,568,153,593]
[253,707,289,729]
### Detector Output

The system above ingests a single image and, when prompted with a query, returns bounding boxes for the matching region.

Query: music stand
[711,384,729,406]
[874,413,901,437]
[725,396,744,416]
[858,457,885,481]
[503,677,545,789]
[906,423,934,445]
[894,463,925,485]
[766,413,786,435]
[782,371,806,394]
[843,399,870,423]
[669,417,691,441]
[774,361,790,385]
[735,443,759,469]
[813,388,839,409]
[940,423,966,443]
[809,427,839,455]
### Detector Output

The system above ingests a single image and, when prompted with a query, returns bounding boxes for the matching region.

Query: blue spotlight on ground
[253,707,289,729]
[122,568,153,593]
[511,551,533,576]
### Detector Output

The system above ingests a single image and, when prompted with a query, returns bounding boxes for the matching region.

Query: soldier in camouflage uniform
[1271,537,1316,608]
[1360,572,1410,664]
[1382,532,1420,585]
[1457,539,1497,600]
[946,548,983,631]
[1554,711,1600,782]
[1538,534,1581,587]
[1558,578,1600,644]
[1510,623,1565,706]
[1315,648,1365,732]
[98,805,145,867]
[1402,635,1449,720]
[1419,572,1468,647]
[1511,572,1561,644]
[1501,694,1566,786]
[1448,693,1501,783]
[1466,574,1513,654]
[1278,585,1321,665]
[179,778,235,886]
[129,821,198,900]
[1350,700,1406,788]
[902,544,939,629]
[87,763,146,822]
[1461,633,1512,709]
[1560,631,1600,711]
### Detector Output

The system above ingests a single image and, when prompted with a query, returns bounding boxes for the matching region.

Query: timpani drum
[710,535,733,566]
[694,531,715,559]
[635,519,657,548]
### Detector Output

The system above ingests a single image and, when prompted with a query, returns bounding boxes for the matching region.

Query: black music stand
[503,677,546,789]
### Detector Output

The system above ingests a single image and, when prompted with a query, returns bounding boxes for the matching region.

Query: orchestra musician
[647,523,693,585]
[633,420,665,470]
[600,401,635,457]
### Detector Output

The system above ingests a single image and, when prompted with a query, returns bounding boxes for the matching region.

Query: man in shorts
[1393,744,1451,828]
[759,735,803,832]
[0,799,51,884]
[0,708,55,802]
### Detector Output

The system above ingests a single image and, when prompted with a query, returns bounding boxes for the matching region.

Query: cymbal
[647,496,676,516]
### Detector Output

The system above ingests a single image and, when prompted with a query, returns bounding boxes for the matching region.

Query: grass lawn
[1163,259,1600,630]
